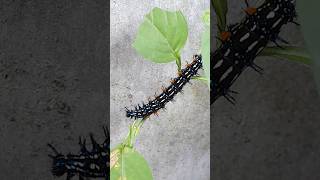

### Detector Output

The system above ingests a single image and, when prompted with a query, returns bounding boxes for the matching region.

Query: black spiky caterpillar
[126,54,202,119]
[211,0,298,104]
[48,127,109,180]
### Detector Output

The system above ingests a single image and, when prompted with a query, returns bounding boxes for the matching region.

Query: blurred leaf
[111,147,153,180]
[260,46,312,65]
[133,7,188,68]
[201,26,210,86]
[297,0,320,92]
[202,9,210,26]
[212,0,228,33]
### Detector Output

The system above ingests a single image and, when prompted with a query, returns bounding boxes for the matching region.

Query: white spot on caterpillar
[73,162,84,167]
[90,163,99,170]
[67,165,74,169]
[213,60,223,69]
[256,47,264,55]
[251,24,257,31]
[246,41,259,52]
[220,67,233,82]
[78,162,84,167]
[272,18,282,28]
[240,33,250,42]
[224,49,231,56]
[169,90,175,96]
[267,11,275,19]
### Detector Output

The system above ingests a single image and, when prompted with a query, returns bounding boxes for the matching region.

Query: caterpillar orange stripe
[126,55,202,119]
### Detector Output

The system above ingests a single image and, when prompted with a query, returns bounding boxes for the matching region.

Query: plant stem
[176,54,182,72]
[123,119,145,148]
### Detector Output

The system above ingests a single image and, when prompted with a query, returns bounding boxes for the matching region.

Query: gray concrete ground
[212,1,320,180]
[110,1,210,180]
[0,1,108,179]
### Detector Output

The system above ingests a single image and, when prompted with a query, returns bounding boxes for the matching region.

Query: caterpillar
[126,54,202,119]
[48,127,110,180]
[211,0,297,104]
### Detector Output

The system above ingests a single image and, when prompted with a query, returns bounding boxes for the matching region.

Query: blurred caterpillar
[211,0,298,104]
[48,127,109,180]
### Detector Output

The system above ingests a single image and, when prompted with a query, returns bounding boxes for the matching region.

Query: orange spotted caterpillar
[126,55,202,119]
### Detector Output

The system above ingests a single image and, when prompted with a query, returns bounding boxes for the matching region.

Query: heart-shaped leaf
[133,7,188,67]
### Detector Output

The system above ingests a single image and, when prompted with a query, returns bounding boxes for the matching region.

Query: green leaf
[122,120,144,147]
[201,26,210,87]
[133,7,188,66]
[297,0,320,92]
[212,0,228,33]
[192,76,208,84]
[111,147,153,180]
[111,120,152,180]
[259,46,312,66]
[202,9,210,27]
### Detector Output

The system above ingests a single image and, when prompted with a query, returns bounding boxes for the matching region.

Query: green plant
[111,120,152,180]
[296,0,320,91]
[111,7,209,180]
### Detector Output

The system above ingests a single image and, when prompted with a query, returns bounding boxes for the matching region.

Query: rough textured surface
[0,1,108,179]
[110,1,210,180]
[212,1,320,180]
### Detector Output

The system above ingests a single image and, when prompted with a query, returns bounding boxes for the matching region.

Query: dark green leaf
[260,46,312,65]
[297,0,320,92]
[212,0,228,33]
